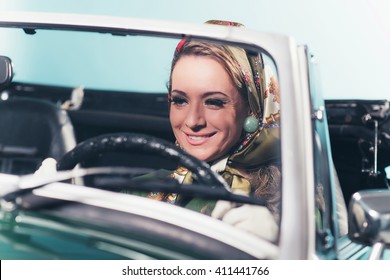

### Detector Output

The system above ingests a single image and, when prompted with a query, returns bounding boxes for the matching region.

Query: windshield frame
[0,11,316,259]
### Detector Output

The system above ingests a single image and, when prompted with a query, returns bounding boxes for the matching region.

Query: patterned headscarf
[194,20,280,169]
[202,21,280,170]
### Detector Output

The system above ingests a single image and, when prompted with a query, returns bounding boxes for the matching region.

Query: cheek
[212,112,244,136]
[225,108,247,141]
[230,118,245,142]
[169,107,181,128]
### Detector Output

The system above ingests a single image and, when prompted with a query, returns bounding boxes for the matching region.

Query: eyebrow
[170,90,186,96]
[171,90,229,98]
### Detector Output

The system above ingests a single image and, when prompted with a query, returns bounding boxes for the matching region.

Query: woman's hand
[211,190,278,242]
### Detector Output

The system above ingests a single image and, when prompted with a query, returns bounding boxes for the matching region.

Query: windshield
[0,16,286,260]
[0,28,178,93]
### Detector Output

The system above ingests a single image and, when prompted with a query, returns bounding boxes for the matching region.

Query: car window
[307,50,343,258]
[0,28,177,93]
[0,21,284,257]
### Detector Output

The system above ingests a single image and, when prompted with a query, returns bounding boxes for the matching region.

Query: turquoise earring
[243,116,259,133]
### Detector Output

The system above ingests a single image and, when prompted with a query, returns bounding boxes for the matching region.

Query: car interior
[0,82,183,193]
[0,96,77,174]
[1,50,390,207]
[325,99,390,204]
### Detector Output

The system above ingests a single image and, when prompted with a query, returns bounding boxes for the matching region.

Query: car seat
[0,97,77,175]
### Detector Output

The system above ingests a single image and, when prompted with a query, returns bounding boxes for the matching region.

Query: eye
[170,96,187,107]
[205,98,226,108]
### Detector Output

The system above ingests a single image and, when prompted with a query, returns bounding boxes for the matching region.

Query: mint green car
[0,12,389,260]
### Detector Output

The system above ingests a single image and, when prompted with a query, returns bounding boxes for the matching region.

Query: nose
[184,103,206,130]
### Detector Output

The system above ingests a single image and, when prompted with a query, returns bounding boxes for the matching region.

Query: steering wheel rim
[57,132,229,188]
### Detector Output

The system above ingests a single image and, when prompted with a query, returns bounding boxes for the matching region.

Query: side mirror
[0,55,13,89]
[348,189,390,259]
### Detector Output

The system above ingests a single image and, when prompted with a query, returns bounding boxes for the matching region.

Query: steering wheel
[57,133,228,189]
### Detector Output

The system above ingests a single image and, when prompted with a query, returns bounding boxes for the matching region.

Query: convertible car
[0,12,389,260]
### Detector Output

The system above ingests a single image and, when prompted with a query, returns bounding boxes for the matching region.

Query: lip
[182,131,216,146]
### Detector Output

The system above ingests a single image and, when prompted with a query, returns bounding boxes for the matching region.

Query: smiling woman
[169,54,248,163]
[161,29,281,242]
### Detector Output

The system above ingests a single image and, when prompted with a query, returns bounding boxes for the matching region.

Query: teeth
[189,135,207,140]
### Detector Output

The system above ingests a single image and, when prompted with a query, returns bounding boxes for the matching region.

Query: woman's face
[170,55,248,163]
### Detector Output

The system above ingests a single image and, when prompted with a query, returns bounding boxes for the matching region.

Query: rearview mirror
[0,55,12,88]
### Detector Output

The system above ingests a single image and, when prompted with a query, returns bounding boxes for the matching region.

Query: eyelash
[205,98,226,108]
[170,96,187,106]
[170,96,226,108]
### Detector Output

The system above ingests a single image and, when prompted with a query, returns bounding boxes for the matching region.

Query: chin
[185,150,213,162]
[193,152,222,163]
[192,154,211,162]
[182,144,223,163]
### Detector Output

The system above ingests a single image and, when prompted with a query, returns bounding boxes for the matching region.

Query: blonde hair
[168,40,248,100]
